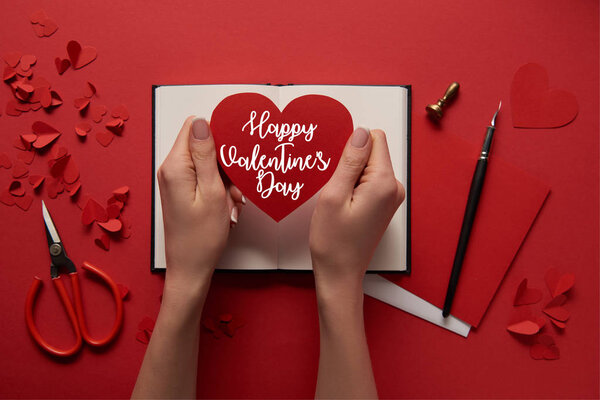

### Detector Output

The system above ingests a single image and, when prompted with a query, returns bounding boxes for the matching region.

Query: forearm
[132,273,211,399]
[314,276,378,399]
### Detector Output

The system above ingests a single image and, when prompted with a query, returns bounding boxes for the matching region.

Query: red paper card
[210,93,353,222]
[385,132,550,328]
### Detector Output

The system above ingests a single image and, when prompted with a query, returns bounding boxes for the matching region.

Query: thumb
[188,118,222,192]
[323,127,372,202]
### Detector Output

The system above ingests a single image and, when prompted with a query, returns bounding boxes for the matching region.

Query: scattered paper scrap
[513,278,543,306]
[543,295,569,322]
[530,334,560,360]
[55,57,70,74]
[29,175,45,190]
[117,284,129,300]
[0,153,12,169]
[507,319,540,336]
[66,40,97,69]
[30,10,58,37]
[136,317,155,345]
[545,268,575,298]
[202,314,245,339]
[511,63,578,128]
[75,122,92,137]
[94,232,110,251]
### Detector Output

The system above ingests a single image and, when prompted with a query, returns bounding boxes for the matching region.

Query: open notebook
[152,84,411,272]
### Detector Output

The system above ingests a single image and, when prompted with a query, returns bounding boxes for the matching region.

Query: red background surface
[1,0,598,398]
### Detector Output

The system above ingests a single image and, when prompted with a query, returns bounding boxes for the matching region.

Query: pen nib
[491,101,502,127]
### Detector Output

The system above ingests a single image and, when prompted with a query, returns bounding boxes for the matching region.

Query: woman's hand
[309,127,404,399]
[157,116,244,300]
[310,127,405,300]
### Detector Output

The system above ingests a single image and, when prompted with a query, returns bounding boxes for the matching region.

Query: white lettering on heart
[219,110,332,201]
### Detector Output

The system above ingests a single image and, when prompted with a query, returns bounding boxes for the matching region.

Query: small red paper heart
[211,93,353,221]
[63,157,79,184]
[507,320,540,335]
[74,97,90,112]
[513,278,543,306]
[46,177,64,199]
[20,54,37,70]
[107,204,121,219]
[511,63,578,128]
[29,175,45,190]
[96,130,114,147]
[84,81,96,98]
[41,19,58,36]
[12,160,29,178]
[32,24,46,38]
[17,149,35,165]
[30,10,48,24]
[3,66,16,82]
[549,318,566,329]
[81,198,108,225]
[67,40,97,69]
[75,122,92,137]
[15,194,33,211]
[111,104,129,120]
[135,330,149,344]
[545,268,575,298]
[50,91,62,107]
[112,186,129,201]
[55,57,70,75]
[2,52,21,68]
[66,181,81,197]
[6,101,22,116]
[90,104,107,123]
[106,118,124,135]
[117,284,129,300]
[97,218,122,233]
[9,180,25,197]
[0,190,15,206]
[543,294,569,322]
[95,232,110,251]
[138,317,155,333]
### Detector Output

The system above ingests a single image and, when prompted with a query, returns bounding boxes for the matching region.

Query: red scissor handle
[74,261,124,347]
[25,276,83,358]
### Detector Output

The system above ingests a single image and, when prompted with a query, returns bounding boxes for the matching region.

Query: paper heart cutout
[75,122,92,137]
[95,233,110,251]
[55,57,70,75]
[66,40,97,69]
[211,93,353,221]
[97,218,122,233]
[96,130,114,147]
[2,52,21,67]
[545,268,575,298]
[511,63,578,128]
[543,294,569,322]
[15,194,33,211]
[74,97,90,112]
[29,175,45,190]
[513,278,543,306]
[0,152,12,169]
[81,198,108,225]
[90,104,107,122]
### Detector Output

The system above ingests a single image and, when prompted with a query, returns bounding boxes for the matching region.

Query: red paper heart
[95,232,110,251]
[543,294,570,322]
[545,268,575,298]
[67,40,97,69]
[90,104,107,123]
[513,278,543,306]
[74,97,90,112]
[210,93,353,221]
[0,152,12,169]
[75,122,92,137]
[55,57,70,75]
[41,19,58,36]
[506,320,540,335]
[29,175,45,190]
[511,63,578,128]
[96,130,114,147]
[84,81,96,98]
[15,194,33,211]
[97,218,122,233]
[2,52,21,68]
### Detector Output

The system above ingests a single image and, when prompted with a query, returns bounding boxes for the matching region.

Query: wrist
[163,267,213,312]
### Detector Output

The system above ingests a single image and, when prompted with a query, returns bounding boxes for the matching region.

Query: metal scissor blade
[42,200,61,244]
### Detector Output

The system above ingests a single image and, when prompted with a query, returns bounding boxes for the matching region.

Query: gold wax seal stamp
[426,82,460,121]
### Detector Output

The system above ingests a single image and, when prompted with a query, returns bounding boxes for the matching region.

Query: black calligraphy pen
[442,101,502,318]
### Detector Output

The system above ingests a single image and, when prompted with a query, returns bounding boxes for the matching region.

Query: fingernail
[230,206,238,224]
[192,118,210,140]
[351,127,369,148]
[241,195,246,205]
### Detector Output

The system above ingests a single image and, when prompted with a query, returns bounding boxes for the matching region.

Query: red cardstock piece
[105,118,124,135]
[67,182,81,197]
[550,318,566,329]
[543,295,570,322]
[20,54,37,70]
[511,63,578,128]
[46,178,64,199]
[107,204,121,219]
[219,313,233,323]
[112,186,129,201]
[63,157,79,184]
[55,57,70,75]
[530,334,560,360]
[513,278,543,306]
[50,91,63,107]
[211,93,353,221]
[41,19,58,37]
[545,268,575,298]
[3,66,16,82]
[32,121,61,149]
[32,23,46,38]
[6,101,22,116]
[66,40,97,69]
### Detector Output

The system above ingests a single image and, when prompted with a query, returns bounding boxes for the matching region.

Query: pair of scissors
[25,200,124,357]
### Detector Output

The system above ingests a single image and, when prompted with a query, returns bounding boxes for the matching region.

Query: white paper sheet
[363,274,471,337]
